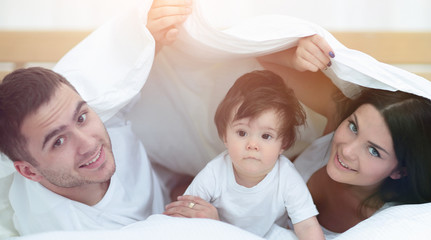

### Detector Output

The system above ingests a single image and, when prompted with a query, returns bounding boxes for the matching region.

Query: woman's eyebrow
[353,113,358,127]
[355,113,390,155]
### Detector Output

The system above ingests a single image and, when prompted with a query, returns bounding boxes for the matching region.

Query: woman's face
[327,104,401,189]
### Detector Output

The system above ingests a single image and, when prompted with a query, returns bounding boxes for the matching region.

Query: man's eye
[262,134,272,140]
[53,138,64,148]
[237,130,247,137]
[78,113,87,123]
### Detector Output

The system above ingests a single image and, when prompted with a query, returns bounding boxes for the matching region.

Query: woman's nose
[341,140,359,161]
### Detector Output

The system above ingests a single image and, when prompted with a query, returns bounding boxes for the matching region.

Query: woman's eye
[237,130,247,137]
[53,138,64,148]
[78,113,87,123]
[262,134,272,140]
[348,121,358,134]
[368,147,380,157]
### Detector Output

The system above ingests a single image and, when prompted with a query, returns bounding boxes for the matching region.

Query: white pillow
[334,203,431,239]
[0,155,18,239]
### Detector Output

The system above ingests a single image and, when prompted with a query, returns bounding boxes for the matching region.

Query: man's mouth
[80,148,102,168]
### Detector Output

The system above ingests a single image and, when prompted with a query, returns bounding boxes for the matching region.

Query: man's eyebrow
[42,101,87,150]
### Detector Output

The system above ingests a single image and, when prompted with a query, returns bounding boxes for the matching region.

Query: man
[0,67,164,235]
[0,0,193,236]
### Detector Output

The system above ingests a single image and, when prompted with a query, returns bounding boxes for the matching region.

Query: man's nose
[75,130,95,156]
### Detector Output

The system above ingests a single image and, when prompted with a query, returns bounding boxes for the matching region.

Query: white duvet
[1,0,431,239]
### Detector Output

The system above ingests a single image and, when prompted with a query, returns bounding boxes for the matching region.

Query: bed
[1,1,431,239]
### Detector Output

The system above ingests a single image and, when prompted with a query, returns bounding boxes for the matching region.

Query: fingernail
[329,51,335,58]
[327,61,332,67]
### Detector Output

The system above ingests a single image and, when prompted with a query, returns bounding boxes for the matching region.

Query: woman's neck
[343,182,382,206]
[308,167,383,233]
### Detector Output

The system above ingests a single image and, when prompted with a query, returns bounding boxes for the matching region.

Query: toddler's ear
[279,148,285,155]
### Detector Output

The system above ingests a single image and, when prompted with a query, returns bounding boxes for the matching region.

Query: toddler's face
[224,109,284,184]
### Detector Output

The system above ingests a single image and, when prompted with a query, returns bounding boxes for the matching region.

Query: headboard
[0,30,430,81]
[0,30,91,80]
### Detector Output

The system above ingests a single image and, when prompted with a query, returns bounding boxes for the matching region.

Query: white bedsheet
[7,214,265,240]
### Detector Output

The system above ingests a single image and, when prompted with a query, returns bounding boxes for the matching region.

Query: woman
[258,35,431,236]
[165,35,431,238]
[292,87,431,237]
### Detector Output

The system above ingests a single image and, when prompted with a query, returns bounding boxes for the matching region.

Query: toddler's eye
[237,130,247,137]
[262,134,272,140]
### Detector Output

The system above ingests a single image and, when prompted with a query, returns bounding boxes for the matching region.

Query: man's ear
[390,167,407,180]
[13,161,43,182]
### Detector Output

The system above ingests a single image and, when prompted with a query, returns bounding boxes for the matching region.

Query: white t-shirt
[9,123,165,236]
[185,151,318,237]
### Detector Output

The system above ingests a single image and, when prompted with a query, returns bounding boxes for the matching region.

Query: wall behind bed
[1,0,430,31]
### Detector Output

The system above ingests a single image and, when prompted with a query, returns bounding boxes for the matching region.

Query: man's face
[19,84,115,192]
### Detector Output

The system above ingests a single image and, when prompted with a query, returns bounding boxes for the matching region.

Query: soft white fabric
[293,133,333,183]
[333,203,431,240]
[53,0,155,123]
[0,155,17,238]
[57,0,431,178]
[185,151,318,237]
[0,172,18,239]
[9,122,165,236]
[8,214,265,240]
